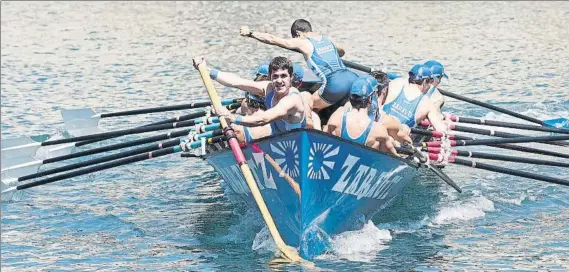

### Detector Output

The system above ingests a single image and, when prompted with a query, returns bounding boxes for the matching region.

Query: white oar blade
[60,108,102,137]
[37,143,76,159]
[1,174,21,202]
[1,159,41,178]
[1,136,36,149]
[1,154,36,169]
[1,142,41,159]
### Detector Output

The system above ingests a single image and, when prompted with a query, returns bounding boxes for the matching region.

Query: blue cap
[244,92,264,103]
[409,64,432,81]
[423,60,449,79]
[253,60,271,77]
[350,75,377,98]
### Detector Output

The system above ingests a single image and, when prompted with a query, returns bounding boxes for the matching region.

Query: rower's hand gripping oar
[194,58,306,263]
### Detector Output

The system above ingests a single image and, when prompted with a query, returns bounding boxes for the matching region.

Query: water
[2,1,569,271]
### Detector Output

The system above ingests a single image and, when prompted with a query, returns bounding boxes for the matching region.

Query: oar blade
[1,136,38,149]
[1,142,41,159]
[1,159,42,178]
[427,164,462,193]
[543,118,569,129]
[60,108,103,137]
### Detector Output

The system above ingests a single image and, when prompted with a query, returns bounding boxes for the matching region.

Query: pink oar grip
[420,120,431,127]
[228,137,246,164]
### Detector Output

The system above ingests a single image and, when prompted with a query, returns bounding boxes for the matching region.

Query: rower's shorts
[318,69,359,105]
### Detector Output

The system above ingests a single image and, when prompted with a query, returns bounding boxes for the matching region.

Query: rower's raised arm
[192,56,268,97]
[240,26,311,57]
[327,36,346,57]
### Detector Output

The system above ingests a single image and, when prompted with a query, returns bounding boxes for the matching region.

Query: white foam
[431,196,495,225]
[317,220,392,263]
[251,226,276,254]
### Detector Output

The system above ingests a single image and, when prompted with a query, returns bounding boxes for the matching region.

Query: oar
[421,135,569,147]
[428,155,569,186]
[435,89,569,129]
[445,116,569,135]
[61,99,240,135]
[142,102,240,127]
[196,61,304,262]
[397,143,462,193]
[425,148,569,167]
[420,120,569,147]
[337,59,569,129]
[411,128,569,159]
[1,128,222,190]
[1,116,219,159]
[1,122,221,179]
[1,135,228,200]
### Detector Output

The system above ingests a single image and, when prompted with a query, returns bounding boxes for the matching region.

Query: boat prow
[204,129,419,259]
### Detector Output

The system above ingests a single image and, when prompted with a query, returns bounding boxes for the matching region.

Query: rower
[381,64,448,132]
[423,60,449,109]
[193,56,311,133]
[252,60,321,130]
[238,19,359,115]
[325,76,397,155]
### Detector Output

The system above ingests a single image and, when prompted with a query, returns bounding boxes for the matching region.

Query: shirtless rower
[325,77,397,155]
[380,64,448,133]
[193,56,314,133]
[238,19,359,116]
[253,60,321,130]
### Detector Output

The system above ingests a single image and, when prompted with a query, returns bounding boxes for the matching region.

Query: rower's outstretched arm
[230,97,295,127]
[193,56,268,97]
[240,26,311,56]
[380,114,412,144]
[327,36,346,57]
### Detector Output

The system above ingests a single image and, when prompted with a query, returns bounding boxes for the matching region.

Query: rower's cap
[253,60,271,77]
[409,64,432,80]
[350,75,377,98]
[244,92,264,103]
[423,60,449,79]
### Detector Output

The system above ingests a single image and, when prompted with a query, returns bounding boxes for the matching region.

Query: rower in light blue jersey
[423,60,449,109]
[238,19,358,112]
[325,77,397,155]
[381,64,449,132]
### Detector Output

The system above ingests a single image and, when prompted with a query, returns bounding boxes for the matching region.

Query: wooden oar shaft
[197,63,302,262]
[449,116,569,134]
[450,157,569,186]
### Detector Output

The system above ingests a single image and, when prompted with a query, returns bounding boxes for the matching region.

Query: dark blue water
[2,2,568,271]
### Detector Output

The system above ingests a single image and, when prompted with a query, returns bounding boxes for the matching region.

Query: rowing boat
[203,128,419,259]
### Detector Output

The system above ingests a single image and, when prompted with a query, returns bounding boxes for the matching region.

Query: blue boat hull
[205,129,419,259]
